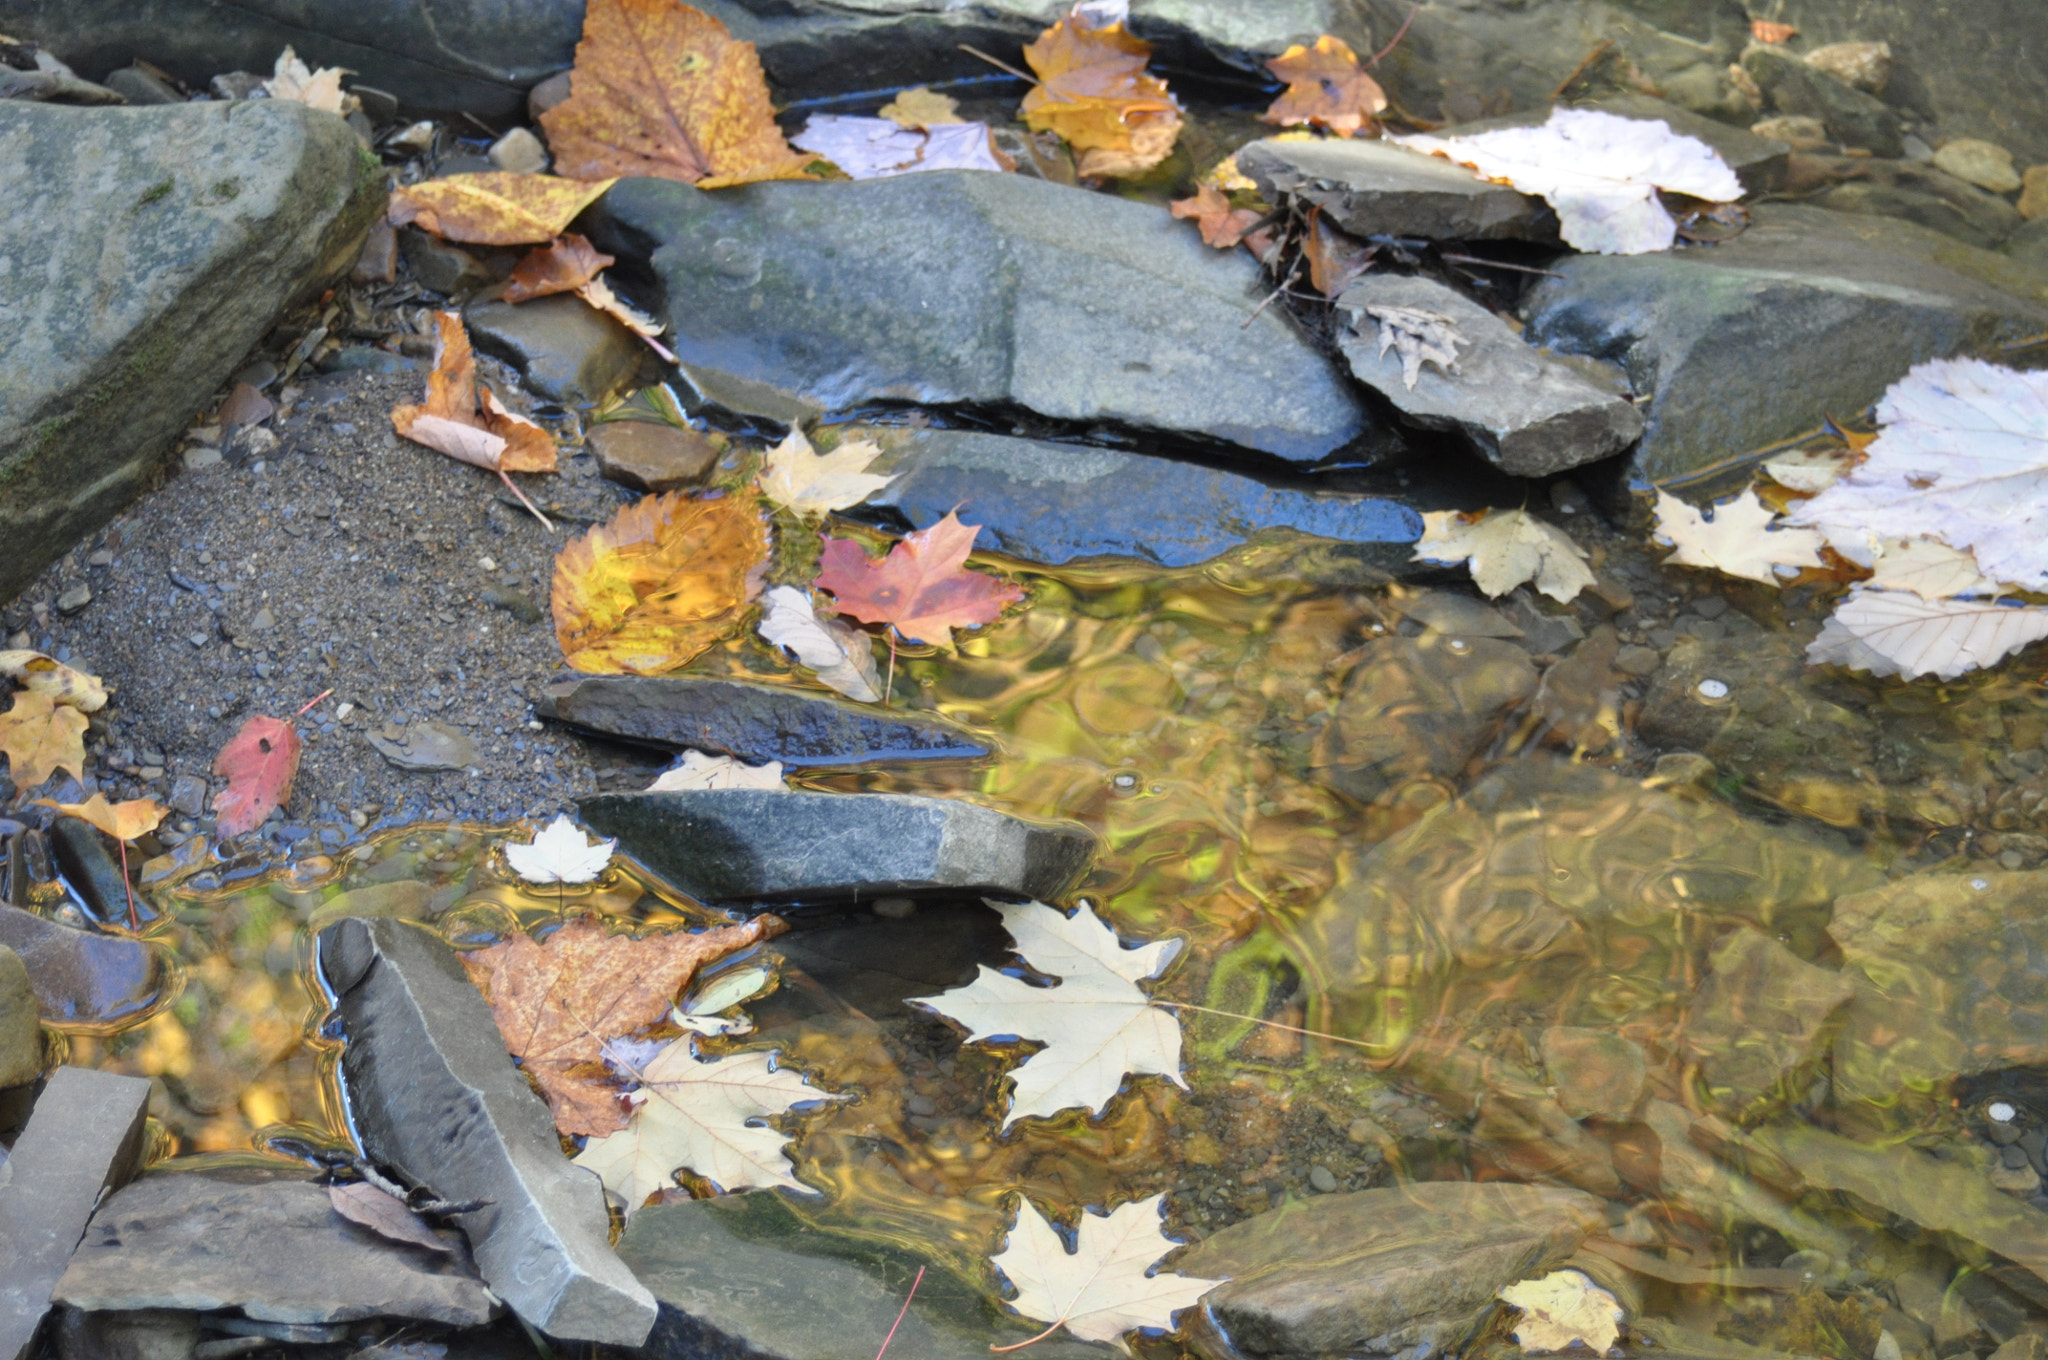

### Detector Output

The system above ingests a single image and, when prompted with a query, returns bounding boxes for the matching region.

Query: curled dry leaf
[32,793,165,842]
[791,115,1013,180]
[392,312,558,524]
[756,585,883,703]
[877,87,963,128]
[263,46,357,115]
[1498,1269,1625,1354]
[387,172,617,247]
[211,714,303,839]
[552,490,771,675]
[1021,5,1183,179]
[0,691,88,792]
[1365,305,1465,390]
[1169,184,1264,250]
[647,749,787,791]
[1303,209,1375,297]
[327,1182,451,1255]
[505,814,615,884]
[1262,35,1386,137]
[757,426,894,518]
[1652,489,1825,585]
[1413,508,1594,603]
[815,511,1024,648]
[0,650,106,712]
[991,1195,1223,1348]
[504,233,615,302]
[1807,589,2048,681]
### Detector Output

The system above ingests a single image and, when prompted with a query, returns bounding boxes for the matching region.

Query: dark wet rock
[50,1307,201,1360]
[1179,1181,1606,1360]
[0,903,169,1027]
[318,915,657,1346]
[586,421,721,494]
[47,817,144,927]
[543,675,987,768]
[1799,156,2028,251]
[848,426,1423,570]
[364,721,480,773]
[1522,203,2048,486]
[0,1067,151,1360]
[463,296,643,406]
[1682,926,1852,1119]
[1743,45,1902,157]
[1434,96,1793,195]
[1237,137,1552,242]
[589,173,1373,464]
[98,66,180,107]
[1393,589,1522,638]
[1335,274,1642,478]
[2010,220,2048,277]
[398,227,496,296]
[0,100,380,604]
[0,945,38,1089]
[1310,635,1538,803]
[577,789,1096,908]
[618,1191,1110,1360]
[1530,624,1620,752]
[54,1165,494,1327]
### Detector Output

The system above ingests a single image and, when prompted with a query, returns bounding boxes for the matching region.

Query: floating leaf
[1020,5,1183,179]
[1652,489,1826,585]
[0,650,106,712]
[757,427,894,518]
[505,814,615,884]
[504,234,616,302]
[1262,35,1385,137]
[990,1194,1222,1348]
[1413,508,1594,603]
[647,750,787,792]
[878,87,963,127]
[815,511,1024,648]
[1863,537,1999,600]
[388,172,617,247]
[211,715,302,838]
[1807,589,2048,681]
[1498,1269,1625,1354]
[33,793,164,842]
[756,585,884,703]
[793,115,1012,179]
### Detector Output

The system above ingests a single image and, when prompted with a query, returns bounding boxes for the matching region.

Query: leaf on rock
[391,312,559,499]
[878,87,964,128]
[1303,208,1374,297]
[1262,35,1386,137]
[792,114,1013,179]
[991,1194,1223,1348]
[211,714,303,839]
[1413,508,1594,603]
[647,749,787,791]
[505,814,616,884]
[0,692,87,792]
[328,1182,452,1255]
[1020,5,1184,179]
[1498,1270,1625,1354]
[758,427,895,518]
[388,172,617,247]
[0,650,106,712]
[1363,304,1465,390]
[538,0,821,189]
[32,793,165,842]
[551,489,771,674]
[1169,185,1264,250]
[574,1037,843,1208]
[816,512,1023,648]
[912,900,1183,1129]
[463,913,787,1136]
[263,46,357,115]
[1394,109,1744,254]
[1653,489,1826,585]
[504,233,616,302]
[1807,589,2048,681]
[757,585,884,703]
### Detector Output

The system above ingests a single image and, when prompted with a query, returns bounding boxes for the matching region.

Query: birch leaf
[756,585,883,703]
[757,427,894,518]
[991,1195,1223,1348]
[1807,589,2048,680]
[1653,489,1826,585]
[1414,508,1594,602]
[1499,1270,1625,1354]
[648,749,787,791]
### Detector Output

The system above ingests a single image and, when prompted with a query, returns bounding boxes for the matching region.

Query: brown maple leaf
[462,913,787,1136]
[1170,185,1264,249]
[392,312,559,524]
[1303,206,1376,297]
[504,234,616,303]
[814,511,1026,647]
[1021,7,1184,179]
[538,0,821,189]
[0,689,88,792]
[1262,35,1386,137]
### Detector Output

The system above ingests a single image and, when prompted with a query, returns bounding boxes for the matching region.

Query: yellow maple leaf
[387,172,618,246]
[1412,508,1593,602]
[0,650,106,712]
[1021,8,1183,179]
[878,86,964,128]
[538,0,821,189]
[0,690,88,791]
[34,792,165,841]
[552,490,771,674]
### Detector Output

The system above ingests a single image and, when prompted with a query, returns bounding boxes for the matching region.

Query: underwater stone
[1682,925,1853,1118]
[1311,635,1538,803]
[0,903,169,1027]
[0,945,39,1089]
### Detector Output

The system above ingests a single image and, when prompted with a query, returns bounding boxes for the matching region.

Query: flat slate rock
[541,675,988,767]
[54,1165,495,1327]
[578,790,1096,908]
[1238,137,1553,242]
[0,903,170,1028]
[589,172,1373,464]
[0,100,380,604]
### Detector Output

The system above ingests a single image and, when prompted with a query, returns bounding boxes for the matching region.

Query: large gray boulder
[589,172,1375,465]
[0,100,379,606]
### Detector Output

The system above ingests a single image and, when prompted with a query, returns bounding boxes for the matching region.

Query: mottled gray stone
[542,676,988,768]
[1804,156,2027,251]
[1743,43,1902,158]
[1311,635,1539,803]
[1238,136,1553,242]
[577,790,1096,908]
[0,101,380,604]
[1336,275,1642,477]
[464,295,643,406]
[318,916,656,1347]
[0,946,39,1090]
[0,903,169,1027]
[589,172,1372,464]
[0,1067,151,1360]
[51,1307,200,1360]
[54,1166,494,1327]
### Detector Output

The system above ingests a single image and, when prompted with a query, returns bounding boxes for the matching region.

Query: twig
[496,469,557,531]
[1367,4,1421,67]
[876,1266,925,1360]
[1158,1000,1385,1053]
[293,689,335,719]
[958,43,1071,101]
[117,836,136,931]
[884,633,899,710]
[1438,252,1564,278]
[1241,261,1304,329]
[991,1321,1065,1354]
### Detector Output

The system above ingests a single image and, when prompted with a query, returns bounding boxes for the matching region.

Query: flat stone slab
[0,903,169,1028]
[540,675,988,767]
[318,916,657,1347]
[577,790,1096,908]
[590,171,1372,464]
[1238,137,1553,242]
[0,1066,150,1360]
[54,1165,495,1327]
[849,427,1423,569]
[0,100,379,604]
[1336,274,1643,477]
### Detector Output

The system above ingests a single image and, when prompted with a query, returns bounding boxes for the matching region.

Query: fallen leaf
[392,312,558,488]
[551,489,770,674]
[991,1194,1222,1348]
[756,585,884,703]
[1169,184,1263,249]
[1751,19,1797,42]
[1653,489,1826,585]
[1021,5,1184,179]
[1499,1269,1625,1353]
[1394,109,1744,254]
[32,793,164,842]
[211,714,303,839]
[387,172,618,247]
[1807,589,2048,681]
[0,692,87,792]
[263,45,356,115]
[327,1182,452,1255]
[1762,445,1860,493]
[1413,509,1594,602]
[1262,35,1386,137]
[1362,304,1465,390]
[217,381,275,431]
[574,1036,842,1207]
[0,650,106,712]
[505,814,616,884]
[912,900,1183,1129]
[462,913,786,1136]
[792,115,1012,179]
[1864,537,2000,600]
[504,233,616,302]
[574,275,668,341]
[647,749,787,792]
[538,0,821,189]
[757,427,895,517]
[815,512,1024,648]
[878,86,963,127]
[1302,208,1375,297]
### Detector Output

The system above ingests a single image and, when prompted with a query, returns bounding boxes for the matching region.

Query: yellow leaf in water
[1020,7,1183,179]
[878,86,964,128]
[33,792,165,841]
[1652,488,1826,586]
[757,427,894,518]
[1414,507,1593,602]
[1498,1269,1625,1353]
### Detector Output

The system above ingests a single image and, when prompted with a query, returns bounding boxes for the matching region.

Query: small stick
[876,1266,925,1360]
[1367,4,1421,67]
[957,44,1081,106]
[1550,38,1614,99]
[294,689,335,719]
[991,1321,1065,1354]
[117,836,137,931]
[496,469,556,531]
[1438,252,1564,278]
[884,633,899,710]
[1158,1000,1385,1053]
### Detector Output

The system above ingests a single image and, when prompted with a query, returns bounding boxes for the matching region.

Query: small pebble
[88,549,114,567]
[1614,644,1662,678]
[904,1093,937,1117]
[1991,1101,2020,1123]
[1308,1165,1338,1194]
[1690,595,1728,620]
[55,584,92,614]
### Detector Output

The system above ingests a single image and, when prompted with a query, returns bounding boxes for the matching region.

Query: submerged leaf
[1498,1269,1625,1354]
[1262,35,1386,137]
[1414,509,1593,603]
[1020,5,1183,179]
[1806,589,2048,680]
[815,511,1024,648]
[990,1195,1223,1347]
[756,585,884,703]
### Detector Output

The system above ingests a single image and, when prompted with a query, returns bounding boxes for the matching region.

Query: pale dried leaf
[1653,489,1826,585]
[757,427,895,517]
[404,413,508,471]
[1864,537,2001,600]
[1498,1269,1625,1353]
[1365,306,1464,390]
[264,46,357,115]
[576,275,665,338]
[757,585,883,702]
[328,1182,452,1255]
[792,115,1010,179]
[1807,589,2048,680]
[0,650,107,712]
[648,749,787,792]
[1413,509,1593,602]
[505,814,615,884]
[992,1195,1222,1348]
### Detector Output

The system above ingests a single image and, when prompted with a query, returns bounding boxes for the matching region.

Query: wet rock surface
[464,295,646,407]
[1238,136,1554,242]
[0,945,40,1090]
[1682,925,1855,1119]
[0,903,168,1027]
[1310,634,1538,803]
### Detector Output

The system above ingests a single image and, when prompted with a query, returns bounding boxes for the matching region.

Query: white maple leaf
[573,1037,843,1212]
[1652,489,1826,585]
[504,814,614,885]
[1863,537,2002,600]
[1786,359,2048,591]
[1413,508,1593,602]
[912,900,1183,1130]
[263,46,358,115]
[1761,446,1858,494]
[758,584,883,703]
[647,749,787,792]
[1806,588,2048,680]
[991,1195,1222,1351]
[792,115,1012,179]
[757,427,896,518]
[1499,1270,1625,1354]
[1394,109,1742,254]
[1362,305,1466,390]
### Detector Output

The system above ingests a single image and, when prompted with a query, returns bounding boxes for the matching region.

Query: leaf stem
[884,632,898,710]
[293,688,335,719]
[876,1266,925,1360]
[990,1320,1064,1354]
[497,469,556,531]
[1368,4,1421,67]
[1158,1000,1385,1053]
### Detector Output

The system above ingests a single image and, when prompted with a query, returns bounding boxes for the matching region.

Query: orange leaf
[1170,185,1264,249]
[505,233,616,303]
[1021,7,1183,179]
[211,714,303,839]
[0,690,87,791]
[815,511,1025,647]
[461,914,786,1136]
[392,312,558,477]
[387,172,618,246]
[1751,19,1797,42]
[33,792,165,842]
[538,0,821,189]
[1262,35,1386,137]
[551,490,771,675]
[1303,207,1375,297]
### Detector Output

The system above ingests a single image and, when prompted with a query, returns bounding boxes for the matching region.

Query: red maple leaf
[814,511,1024,647]
[212,714,304,838]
